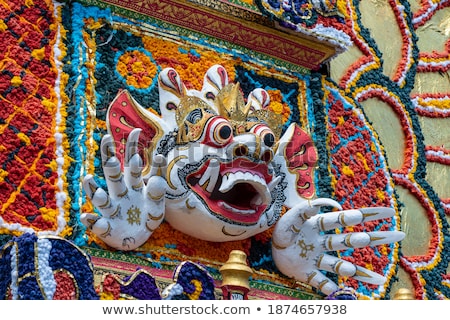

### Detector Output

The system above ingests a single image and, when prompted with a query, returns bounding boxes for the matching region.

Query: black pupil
[218,125,231,140]
[263,133,275,147]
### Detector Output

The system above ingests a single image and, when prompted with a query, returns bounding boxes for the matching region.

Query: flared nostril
[233,144,249,157]
[260,149,273,163]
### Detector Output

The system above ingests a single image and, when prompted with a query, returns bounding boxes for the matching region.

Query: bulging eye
[203,117,233,147]
[251,124,275,147]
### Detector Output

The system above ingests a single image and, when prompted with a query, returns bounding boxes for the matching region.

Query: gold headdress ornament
[175,96,214,144]
[215,83,284,138]
[175,82,284,143]
[216,83,247,122]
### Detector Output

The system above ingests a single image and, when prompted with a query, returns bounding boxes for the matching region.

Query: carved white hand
[81,128,167,250]
[272,198,405,296]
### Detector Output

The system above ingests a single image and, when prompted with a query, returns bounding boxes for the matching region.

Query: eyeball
[251,124,275,147]
[203,116,233,147]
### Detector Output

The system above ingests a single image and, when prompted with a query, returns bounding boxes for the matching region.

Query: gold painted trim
[307,271,317,284]
[344,234,353,248]
[100,222,112,237]
[222,226,246,237]
[290,224,300,233]
[130,170,141,179]
[98,197,111,209]
[148,212,164,221]
[271,240,287,250]
[147,192,164,201]
[370,235,385,242]
[132,181,144,190]
[117,188,129,198]
[327,236,333,250]
[108,172,122,181]
[318,279,330,292]
[166,155,187,190]
[355,268,371,279]
[110,205,121,218]
[334,260,344,274]
[318,217,326,231]
[363,211,378,220]
[338,212,347,227]
[185,198,196,209]
[316,254,324,267]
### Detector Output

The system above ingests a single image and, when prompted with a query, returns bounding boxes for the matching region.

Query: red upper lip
[186,158,272,225]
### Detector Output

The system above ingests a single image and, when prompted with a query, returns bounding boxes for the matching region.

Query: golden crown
[175,82,283,140]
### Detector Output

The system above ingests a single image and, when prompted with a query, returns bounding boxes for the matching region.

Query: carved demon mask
[107,65,317,242]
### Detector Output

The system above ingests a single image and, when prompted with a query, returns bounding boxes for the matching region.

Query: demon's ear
[106,90,164,173]
[273,123,317,207]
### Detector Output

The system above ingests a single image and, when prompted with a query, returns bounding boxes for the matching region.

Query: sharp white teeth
[221,202,256,214]
[268,176,282,192]
[218,171,272,205]
[199,159,220,193]
[218,173,233,193]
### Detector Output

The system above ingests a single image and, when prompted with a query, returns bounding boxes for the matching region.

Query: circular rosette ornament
[115,48,159,91]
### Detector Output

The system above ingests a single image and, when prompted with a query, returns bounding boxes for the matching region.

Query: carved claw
[272,199,405,295]
[80,129,167,251]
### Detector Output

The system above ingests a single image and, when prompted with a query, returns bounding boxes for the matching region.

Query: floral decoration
[97,261,216,300]
[0,0,71,239]
[1,0,450,300]
[115,48,159,91]
[170,261,216,300]
[98,269,161,300]
[0,233,98,300]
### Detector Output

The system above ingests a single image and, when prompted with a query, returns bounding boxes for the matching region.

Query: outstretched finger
[99,134,129,199]
[124,129,144,191]
[351,265,387,285]
[362,230,405,246]
[316,207,396,232]
[300,197,342,220]
[317,253,357,278]
[83,174,119,218]
[316,253,386,286]
[304,268,339,296]
[80,214,112,239]
[322,230,405,252]
[100,134,116,167]
[145,155,167,203]
[148,154,167,179]
[124,128,141,166]
[359,206,395,222]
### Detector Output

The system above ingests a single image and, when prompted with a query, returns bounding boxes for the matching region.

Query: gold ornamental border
[78,0,338,71]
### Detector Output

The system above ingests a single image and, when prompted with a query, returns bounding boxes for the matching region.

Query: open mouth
[186,158,280,224]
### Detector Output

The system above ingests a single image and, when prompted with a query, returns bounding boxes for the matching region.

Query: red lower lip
[187,159,271,225]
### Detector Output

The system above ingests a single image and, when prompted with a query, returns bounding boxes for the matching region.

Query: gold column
[219,250,253,300]
[392,288,415,300]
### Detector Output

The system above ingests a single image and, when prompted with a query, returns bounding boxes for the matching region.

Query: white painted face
[161,112,286,242]
[104,66,316,245]
[104,66,316,243]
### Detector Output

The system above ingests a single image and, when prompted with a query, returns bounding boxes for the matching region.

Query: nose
[227,133,274,163]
